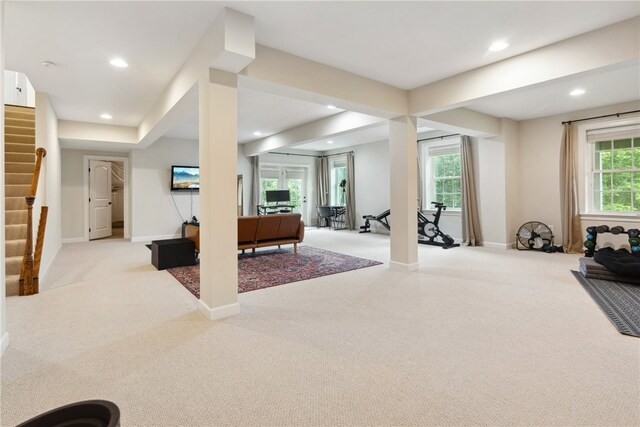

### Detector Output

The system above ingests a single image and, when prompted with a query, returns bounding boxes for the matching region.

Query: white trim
[197,300,240,320]
[578,116,640,215]
[388,261,419,271]
[0,332,9,357]
[482,241,514,250]
[131,233,181,243]
[580,213,640,224]
[62,237,86,244]
[83,155,131,242]
[422,209,461,217]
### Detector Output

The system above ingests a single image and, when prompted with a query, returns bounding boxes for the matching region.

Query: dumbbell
[628,229,640,238]
[610,226,625,235]
[583,240,596,249]
[596,225,610,233]
[586,226,597,235]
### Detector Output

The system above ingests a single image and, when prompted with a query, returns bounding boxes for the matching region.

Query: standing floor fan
[516,221,555,251]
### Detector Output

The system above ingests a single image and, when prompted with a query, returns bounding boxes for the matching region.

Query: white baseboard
[482,241,515,250]
[388,260,419,271]
[131,233,181,243]
[0,332,9,357]
[62,237,85,244]
[197,300,240,320]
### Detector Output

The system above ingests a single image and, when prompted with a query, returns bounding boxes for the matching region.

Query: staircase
[4,105,36,296]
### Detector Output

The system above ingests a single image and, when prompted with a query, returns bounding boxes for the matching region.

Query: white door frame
[83,155,130,242]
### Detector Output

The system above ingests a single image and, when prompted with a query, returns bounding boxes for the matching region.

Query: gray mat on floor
[572,271,640,337]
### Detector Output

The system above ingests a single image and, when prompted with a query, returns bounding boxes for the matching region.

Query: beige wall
[517,100,640,242]
[61,149,130,240]
[34,93,62,282]
[131,137,199,240]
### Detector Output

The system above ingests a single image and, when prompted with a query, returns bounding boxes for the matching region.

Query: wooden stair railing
[19,147,47,296]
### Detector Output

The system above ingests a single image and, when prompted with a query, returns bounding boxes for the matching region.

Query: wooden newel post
[19,147,46,296]
[21,196,36,296]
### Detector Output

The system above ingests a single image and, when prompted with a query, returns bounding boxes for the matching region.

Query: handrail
[19,147,47,296]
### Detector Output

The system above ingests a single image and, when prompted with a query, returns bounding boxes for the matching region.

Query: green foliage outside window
[433,153,461,209]
[260,178,278,204]
[593,138,639,212]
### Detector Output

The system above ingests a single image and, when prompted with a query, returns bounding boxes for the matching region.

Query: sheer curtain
[345,152,356,229]
[249,156,260,215]
[460,136,482,246]
[560,124,583,253]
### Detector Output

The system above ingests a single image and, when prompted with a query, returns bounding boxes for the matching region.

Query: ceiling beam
[420,108,501,138]
[58,120,138,149]
[242,111,384,157]
[138,8,255,146]
[409,16,640,116]
[240,44,408,119]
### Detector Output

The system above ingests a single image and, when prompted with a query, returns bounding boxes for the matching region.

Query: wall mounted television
[265,190,290,203]
[171,166,199,191]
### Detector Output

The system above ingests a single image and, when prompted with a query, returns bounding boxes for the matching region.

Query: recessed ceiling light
[488,40,509,52]
[41,61,56,68]
[570,88,586,96]
[100,113,113,120]
[327,140,334,144]
[253,131,262,136]
[327,105,337,110]
[110,58,128,68]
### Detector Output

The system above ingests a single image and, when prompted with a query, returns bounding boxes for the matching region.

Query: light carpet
[1,230,639,426]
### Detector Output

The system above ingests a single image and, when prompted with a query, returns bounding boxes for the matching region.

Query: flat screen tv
[171,166,199,191]
[265,190,290,203]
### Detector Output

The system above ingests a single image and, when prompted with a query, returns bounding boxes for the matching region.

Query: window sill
[422,209,461,217]
[580,212,640,224]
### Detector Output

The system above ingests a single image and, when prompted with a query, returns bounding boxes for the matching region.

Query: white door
[89,160,112,240]
[285,168,308,224]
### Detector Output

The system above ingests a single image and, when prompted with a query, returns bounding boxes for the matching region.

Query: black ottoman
[152,238,196,270]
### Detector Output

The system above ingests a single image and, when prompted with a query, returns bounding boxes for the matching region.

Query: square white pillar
[197,69,240,320]
[0,0,9,357]
[389,116,419,271]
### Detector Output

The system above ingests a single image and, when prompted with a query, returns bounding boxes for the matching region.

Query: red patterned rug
[167,246,382,298]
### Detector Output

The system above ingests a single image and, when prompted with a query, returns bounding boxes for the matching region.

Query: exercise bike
[360,202,459,249]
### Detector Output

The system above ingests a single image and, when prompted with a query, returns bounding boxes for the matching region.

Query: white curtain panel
[250,156,260,215]
[345,152,356,230]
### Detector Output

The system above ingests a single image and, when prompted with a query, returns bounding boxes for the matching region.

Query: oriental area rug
[167,246,382,298]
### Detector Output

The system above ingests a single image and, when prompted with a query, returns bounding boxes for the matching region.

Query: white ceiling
[467,61,640,121]
[294,124,389,152]
[164,87,343,143]
[5,1,639,132]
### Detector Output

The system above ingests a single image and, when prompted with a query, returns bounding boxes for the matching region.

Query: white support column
[389,116,418,271]
[197,69,240,320]
[0,0,9,357]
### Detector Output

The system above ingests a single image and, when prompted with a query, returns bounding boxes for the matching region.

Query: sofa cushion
[277,214,302,239]
[238,216,260,243]
[254,215,283,241]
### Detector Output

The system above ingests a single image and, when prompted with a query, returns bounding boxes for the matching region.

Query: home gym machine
[360,202,459,249]
[584,225,640,257]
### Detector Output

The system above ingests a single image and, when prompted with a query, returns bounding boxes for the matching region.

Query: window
[421,140,462,210]
[330,158,347,206]
[588,125,640,213]
[259,165,308,216]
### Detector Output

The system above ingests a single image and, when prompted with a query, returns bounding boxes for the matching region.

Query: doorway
[259,164,309,223]
[83,155,130,241]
